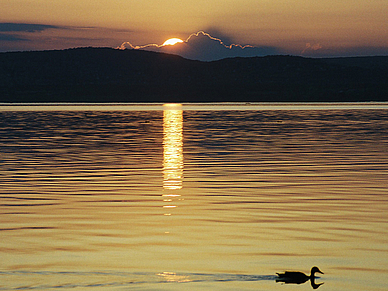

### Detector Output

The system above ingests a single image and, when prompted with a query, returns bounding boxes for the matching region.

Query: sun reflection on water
[163,104,183,190]
[162,104,184,217]
[157,272,192,283]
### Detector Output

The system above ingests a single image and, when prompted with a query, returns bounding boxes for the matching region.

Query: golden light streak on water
[163,104,183,190]
[157,272,192,283]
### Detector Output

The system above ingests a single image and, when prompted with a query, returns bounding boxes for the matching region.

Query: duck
[276,266,324,289]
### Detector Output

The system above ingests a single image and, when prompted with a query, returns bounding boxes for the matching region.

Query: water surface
[1,103,388,290]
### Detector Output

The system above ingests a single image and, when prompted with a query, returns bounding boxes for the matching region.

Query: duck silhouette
[276,266,324,289]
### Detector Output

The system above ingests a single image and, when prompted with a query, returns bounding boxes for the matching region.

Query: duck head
[310,266,324,277]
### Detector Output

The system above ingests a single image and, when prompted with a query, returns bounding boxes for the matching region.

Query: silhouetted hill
[0,47,387,102]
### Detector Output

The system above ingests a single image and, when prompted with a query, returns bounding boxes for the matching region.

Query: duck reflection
[276,266,324,289]
[163,104,183,190]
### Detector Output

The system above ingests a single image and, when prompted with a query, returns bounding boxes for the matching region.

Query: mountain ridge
[1,47,387,102]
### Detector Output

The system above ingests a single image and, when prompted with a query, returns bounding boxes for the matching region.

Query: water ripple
[0,271,278,290]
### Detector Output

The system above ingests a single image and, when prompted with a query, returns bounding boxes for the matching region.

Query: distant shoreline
[2,101,388,105]
[2,102,388,112]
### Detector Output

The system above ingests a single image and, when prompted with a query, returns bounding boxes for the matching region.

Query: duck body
[276,266,324,285]
[276,271,309,284]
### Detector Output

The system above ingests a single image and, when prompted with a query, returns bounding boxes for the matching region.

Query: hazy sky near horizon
[1,0,388,57]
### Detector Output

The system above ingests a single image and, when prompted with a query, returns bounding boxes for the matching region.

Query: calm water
[1,103,388,290]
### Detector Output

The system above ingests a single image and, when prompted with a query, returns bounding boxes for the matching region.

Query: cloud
[0,22,62,45]
[0,23,64,51]
[3,23,385,58]
[0,23,60,33]
[299,44,388,57]
[0,23,134,52]
[119,31,279,61]
[0,34,29,42]
[301,42,323,55]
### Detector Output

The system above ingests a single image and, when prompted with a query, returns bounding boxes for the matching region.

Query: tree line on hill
[0,47,387,103]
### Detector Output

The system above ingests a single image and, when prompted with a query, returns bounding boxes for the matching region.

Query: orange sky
[1,0,387,56]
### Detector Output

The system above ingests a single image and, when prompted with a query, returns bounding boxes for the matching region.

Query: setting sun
[162,38,184,46]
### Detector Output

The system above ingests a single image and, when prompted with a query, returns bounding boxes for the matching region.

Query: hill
[0,47,387,102]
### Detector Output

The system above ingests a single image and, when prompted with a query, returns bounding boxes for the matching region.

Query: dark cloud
[0,23,60,33]
[0,23,128,52]
[176,32,279,61]
[0,33,29,42]
[0,23,62,50]
[300,45,388,57]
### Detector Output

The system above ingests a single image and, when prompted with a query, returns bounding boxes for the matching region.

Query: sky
[1,0,388,60]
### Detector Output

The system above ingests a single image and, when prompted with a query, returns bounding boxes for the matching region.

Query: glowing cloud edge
[117,31,254,51]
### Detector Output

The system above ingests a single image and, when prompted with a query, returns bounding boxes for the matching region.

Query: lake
[1,103,388,290]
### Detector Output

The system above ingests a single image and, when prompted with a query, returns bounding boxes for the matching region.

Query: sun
[162,38,184,46]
